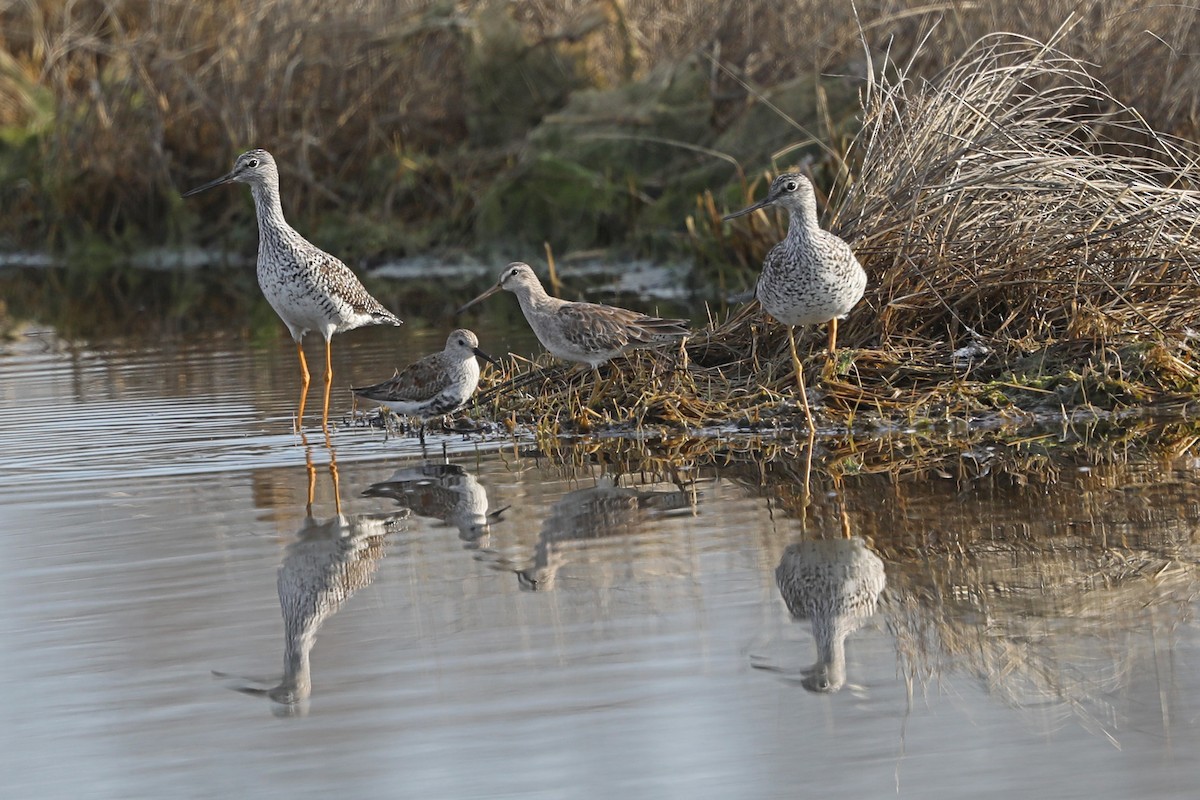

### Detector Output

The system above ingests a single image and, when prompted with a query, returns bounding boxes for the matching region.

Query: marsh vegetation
[4,1,1200,427]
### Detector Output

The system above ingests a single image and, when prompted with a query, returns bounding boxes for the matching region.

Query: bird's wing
[353,354,447,403]
[308,250,399,322]
[555,302,638,353]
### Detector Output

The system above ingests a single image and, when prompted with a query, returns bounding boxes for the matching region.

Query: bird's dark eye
[247,159,259,169]
[785,181,798,192]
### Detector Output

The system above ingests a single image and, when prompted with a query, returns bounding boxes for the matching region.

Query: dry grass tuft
[9,1,1200,250]
[480,31,1200,431]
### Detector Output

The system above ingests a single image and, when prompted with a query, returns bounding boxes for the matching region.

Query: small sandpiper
[352,328,497,443]
[183,148,402,432]
[456,262,689,380]
[724,173,867,434]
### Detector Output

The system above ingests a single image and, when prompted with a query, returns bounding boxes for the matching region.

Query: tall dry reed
[4,1,1200,247]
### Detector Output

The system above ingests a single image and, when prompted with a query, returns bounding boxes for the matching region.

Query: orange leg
[787,326,816,436]
[295,341,312,432]
[326,435,342,516]
[828,317,838,357]
[321,337,334,434]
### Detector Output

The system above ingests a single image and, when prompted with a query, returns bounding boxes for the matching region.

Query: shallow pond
[2,275,1200,799]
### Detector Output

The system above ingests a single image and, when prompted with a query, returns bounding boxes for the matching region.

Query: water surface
[2,302,1199,799]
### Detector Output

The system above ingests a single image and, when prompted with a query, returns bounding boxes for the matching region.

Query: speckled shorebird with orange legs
[183,149,402,432]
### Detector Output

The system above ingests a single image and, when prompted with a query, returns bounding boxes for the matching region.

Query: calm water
[2,289,1200,798]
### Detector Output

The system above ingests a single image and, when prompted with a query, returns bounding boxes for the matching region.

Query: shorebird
[724,173,867,434]
[362,463,506,547]
[514,476,698,591]
[216,509,408,715]
[774,537,885,693]
[456,263,689,397]
[351,329,498,444]
[183,148,402,432]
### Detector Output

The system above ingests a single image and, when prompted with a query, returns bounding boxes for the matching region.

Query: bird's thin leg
[418,422,430,458]
[295,340,311,432]
[787,326,816,436]
[320,337,334,434]
[823,318,840,379]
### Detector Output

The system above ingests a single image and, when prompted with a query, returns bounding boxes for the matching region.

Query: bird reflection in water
[218,438,407,715]
[767,534,886,693]
[516,475,699,591]
[362,463,505,548]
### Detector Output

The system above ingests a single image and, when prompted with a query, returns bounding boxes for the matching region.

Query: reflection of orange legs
[324,424,341,515]
[295,341,312,432]
[787,326,816,436]
[301,429,341,515]
[302,433,317,515]
[321,337,334,434]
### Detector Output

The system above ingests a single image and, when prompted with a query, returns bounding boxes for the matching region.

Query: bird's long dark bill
[182,172,236,198]
[455,283,503,315]
[722,198,771,221]
[473,347,502,368]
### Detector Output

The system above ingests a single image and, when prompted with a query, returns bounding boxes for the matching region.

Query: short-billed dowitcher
[725,173,866,433]
[456,262,689,384]
[183,148,402,432]
[352,328,497,443]
[514,476,698,591]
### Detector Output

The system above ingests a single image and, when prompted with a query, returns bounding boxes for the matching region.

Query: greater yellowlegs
[457,262,690,373]
[725,173,867,433]
[216,509,408,714]
[183,148,402,432]
[351,328,497,443]
[775,537,885,693]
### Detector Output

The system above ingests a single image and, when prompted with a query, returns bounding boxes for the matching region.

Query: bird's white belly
[259,267,344,337]
[759,270,865,327]
[761,292,852,327]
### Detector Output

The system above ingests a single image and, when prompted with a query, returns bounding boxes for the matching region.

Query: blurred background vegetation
[3,0,1200,266]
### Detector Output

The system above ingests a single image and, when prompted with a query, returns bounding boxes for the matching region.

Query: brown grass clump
[835,28,1200,347]
[8,1,1200,251]
[480,30,1200,431]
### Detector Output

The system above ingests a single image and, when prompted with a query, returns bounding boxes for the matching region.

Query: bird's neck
[812,613,848,675]
[278,627,314,701]
[459,353,481,382]
[785,204,820,245]
[250,180,290,237]
[513,283,556,313]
